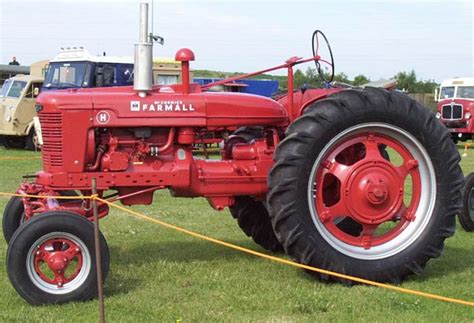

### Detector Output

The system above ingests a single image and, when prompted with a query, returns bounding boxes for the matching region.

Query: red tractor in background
[3,4,463,305]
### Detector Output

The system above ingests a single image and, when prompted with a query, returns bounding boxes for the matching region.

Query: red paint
[33,237,83,287]
[437,98,474,138]
[313,132,421,249]
[23,48,401,236]
[175,48,195,94]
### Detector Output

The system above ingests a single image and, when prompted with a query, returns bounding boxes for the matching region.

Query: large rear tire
[7,211,109,305]
[267,88,463,283]
[229,196,283,252]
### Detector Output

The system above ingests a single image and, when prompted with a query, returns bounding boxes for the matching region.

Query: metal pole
[92,178,105,323]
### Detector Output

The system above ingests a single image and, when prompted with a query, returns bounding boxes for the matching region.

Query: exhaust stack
[134,3,153,97]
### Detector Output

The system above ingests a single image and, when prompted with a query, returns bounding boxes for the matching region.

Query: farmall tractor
[3,4,463,305]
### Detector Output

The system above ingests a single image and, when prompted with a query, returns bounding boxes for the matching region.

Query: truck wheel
[3,136,25,149]
[7,211,109,305]
[229,196,283,252]
[459,173,474,231]
[267,88,463,283]
[3,190,79,243]
[25,128,40,151]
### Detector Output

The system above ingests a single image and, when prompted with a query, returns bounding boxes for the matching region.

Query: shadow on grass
[414,244,474,281]
[104,238,284,296]
[108,237,281,266]
[105,270,141,297]
[104,238,473,296]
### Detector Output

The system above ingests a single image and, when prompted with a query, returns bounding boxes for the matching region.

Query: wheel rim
[26,232,91,294]
[308,123,436,260]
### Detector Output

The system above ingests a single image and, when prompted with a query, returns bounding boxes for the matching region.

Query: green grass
[0,146,473,322]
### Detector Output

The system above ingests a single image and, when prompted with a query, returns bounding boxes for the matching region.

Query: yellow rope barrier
[95,198,474,307]
[1,191,473,307]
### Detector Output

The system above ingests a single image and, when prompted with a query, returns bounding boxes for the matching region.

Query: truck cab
[0,74,44,149]
[436,77,474,142]
[43,47,134,90]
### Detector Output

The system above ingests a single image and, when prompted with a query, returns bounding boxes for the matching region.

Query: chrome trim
[441,102,464,120]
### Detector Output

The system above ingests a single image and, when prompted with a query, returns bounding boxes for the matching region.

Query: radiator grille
[39,112,63,167]
[441,104,463,120]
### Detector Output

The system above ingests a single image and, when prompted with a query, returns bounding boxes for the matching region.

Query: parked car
[0,74,44,149]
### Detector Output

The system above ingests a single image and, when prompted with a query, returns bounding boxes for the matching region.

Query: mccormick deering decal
[130,100,194,112]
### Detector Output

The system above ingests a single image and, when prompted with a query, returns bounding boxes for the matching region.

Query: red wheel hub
[345,161,404,225]
[314,132,421,249]
[33,238,83,287]
[365,177,388,205]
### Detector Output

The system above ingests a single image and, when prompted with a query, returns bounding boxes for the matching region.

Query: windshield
[44,62,91,89]
[440,86,455,99]
[457,86,474,99]
[1,80,27,98]
[0,80,10,97]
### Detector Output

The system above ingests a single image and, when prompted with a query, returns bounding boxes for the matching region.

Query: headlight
[4,106,13,122]
[465,112,471,119]
[435,112,441,119]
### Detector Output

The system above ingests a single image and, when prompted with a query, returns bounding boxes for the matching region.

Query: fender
[25,120,35,136]
[297,88,341,116]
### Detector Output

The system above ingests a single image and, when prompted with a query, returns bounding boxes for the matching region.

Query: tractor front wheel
[7,211,109,305]
[3,190,79,244]
[268,88,463,283]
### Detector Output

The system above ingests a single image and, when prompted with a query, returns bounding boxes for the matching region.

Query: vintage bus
[435,77,474,142]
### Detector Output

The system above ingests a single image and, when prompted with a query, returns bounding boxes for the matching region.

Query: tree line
[194,68,438,94]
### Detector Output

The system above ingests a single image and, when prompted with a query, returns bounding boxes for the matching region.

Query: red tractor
[3,4,463,305]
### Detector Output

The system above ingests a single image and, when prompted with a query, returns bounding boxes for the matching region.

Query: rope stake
[92,179,106,323]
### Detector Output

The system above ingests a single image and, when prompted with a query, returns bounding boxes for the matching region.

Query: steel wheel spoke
[324,160,352,184]
[321,201,350,223]
[363,134,384,159]
[65,245,81,257]
[53,268,66,287]
[396,158,419,179]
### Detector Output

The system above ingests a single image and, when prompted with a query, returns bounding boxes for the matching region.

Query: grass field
[0,146,473,322]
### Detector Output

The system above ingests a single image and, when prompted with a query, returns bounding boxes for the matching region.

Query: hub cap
[308,123,436,260]
[26,232,91,294]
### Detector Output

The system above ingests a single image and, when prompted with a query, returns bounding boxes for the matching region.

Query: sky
[0,0,472,82]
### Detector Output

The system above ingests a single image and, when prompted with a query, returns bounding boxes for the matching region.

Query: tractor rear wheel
[459,172,474,231]
[229,196,283,252]
[227,127,283,252]
[267,88,463,283]
[7,211,109,305]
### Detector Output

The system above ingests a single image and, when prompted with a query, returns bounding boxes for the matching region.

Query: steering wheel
[312,30,335,83]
